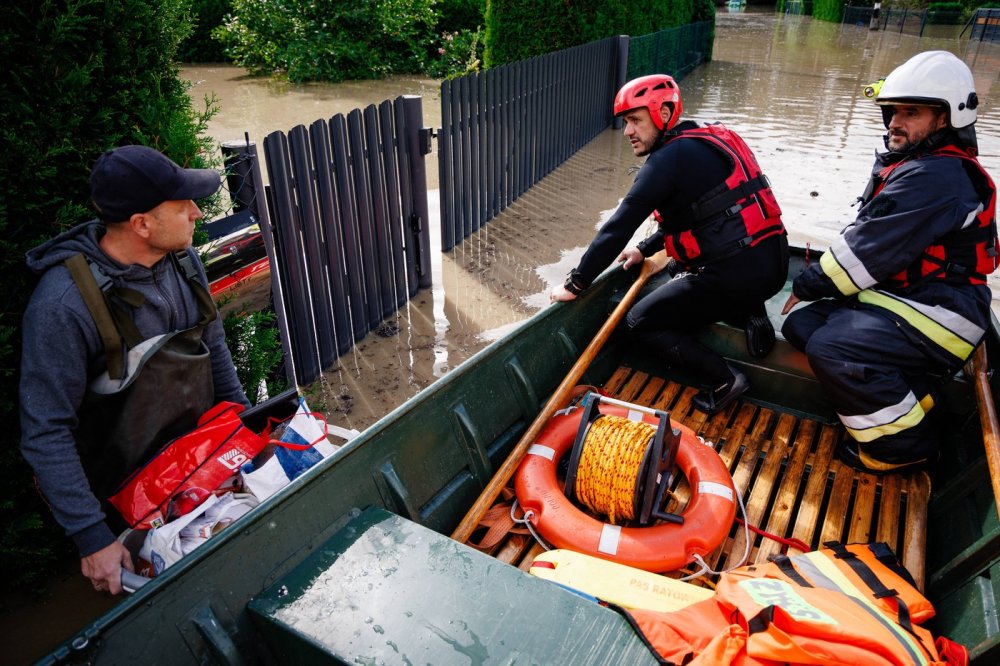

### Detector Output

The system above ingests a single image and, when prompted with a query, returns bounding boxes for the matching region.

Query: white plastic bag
[241,398,350,501]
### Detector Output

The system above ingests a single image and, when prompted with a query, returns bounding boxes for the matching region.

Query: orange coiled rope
[574,415,656,524]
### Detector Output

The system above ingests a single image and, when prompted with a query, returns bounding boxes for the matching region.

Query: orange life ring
[514,404,736,573]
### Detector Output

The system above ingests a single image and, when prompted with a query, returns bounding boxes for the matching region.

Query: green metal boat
[42,247,1000,664]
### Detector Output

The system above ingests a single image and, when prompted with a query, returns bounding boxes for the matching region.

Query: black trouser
[625,234,788,386]
[782,298,952,464]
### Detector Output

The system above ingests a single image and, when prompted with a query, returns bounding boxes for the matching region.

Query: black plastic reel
[562,392,684,526]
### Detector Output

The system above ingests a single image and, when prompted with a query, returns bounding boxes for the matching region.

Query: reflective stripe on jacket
[794,145,995,363]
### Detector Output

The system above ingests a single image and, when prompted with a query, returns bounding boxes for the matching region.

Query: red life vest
[655,123,785,267]
[872,145,999,287]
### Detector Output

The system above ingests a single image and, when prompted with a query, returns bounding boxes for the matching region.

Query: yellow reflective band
[858,447,929,471]
[802,552,931,665]
[858,290,975,360]
[844,399,925,443]
[819,251,860,296]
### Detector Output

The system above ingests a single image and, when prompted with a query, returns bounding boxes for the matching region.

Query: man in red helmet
[551,74,788,415]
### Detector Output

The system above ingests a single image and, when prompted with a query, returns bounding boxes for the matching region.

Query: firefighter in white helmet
[782,51,997,474]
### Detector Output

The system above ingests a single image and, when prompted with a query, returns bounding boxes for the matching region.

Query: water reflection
[183,12,1000,430]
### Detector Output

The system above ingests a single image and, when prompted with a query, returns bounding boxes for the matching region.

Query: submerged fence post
[399,95,433,289]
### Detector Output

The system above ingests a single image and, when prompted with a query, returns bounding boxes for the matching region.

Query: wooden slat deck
[477,365,931,591]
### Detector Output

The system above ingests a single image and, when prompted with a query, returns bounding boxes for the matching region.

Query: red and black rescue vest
[870,145,999,287]
[656,123,785,268]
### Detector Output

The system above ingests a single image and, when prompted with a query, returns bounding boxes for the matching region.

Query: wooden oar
[451,256,660,544]
[969,343,1000,524]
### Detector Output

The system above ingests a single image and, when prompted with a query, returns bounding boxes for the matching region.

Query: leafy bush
[812,0,843,21]
[222,304,287,405]
[926,1,965,22]
[178,0,232,62]
[427,28,485,79]
[216,0,438,82]
[0,0,226,595]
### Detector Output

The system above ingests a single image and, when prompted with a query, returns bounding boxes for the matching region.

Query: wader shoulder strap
[66,253,128,380]
[171,252,217,326]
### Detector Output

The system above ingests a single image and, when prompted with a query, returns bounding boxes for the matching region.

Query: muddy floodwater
[187,10,1000,435]
[5,9,1000,665]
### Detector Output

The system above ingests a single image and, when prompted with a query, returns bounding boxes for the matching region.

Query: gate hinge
[419,128,436,156]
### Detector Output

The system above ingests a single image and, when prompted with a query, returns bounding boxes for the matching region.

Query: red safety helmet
[613,74,683,131]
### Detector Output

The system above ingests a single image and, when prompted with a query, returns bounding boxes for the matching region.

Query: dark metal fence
[843,7,937,36]
[437,37,623,251]
[438,21,713,250]
[965,8,1000,42]
[627,21,713,81]
[224,24,714,384]
[256,96,432,386]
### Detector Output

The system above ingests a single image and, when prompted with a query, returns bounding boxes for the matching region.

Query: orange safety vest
[656,123,785,268]
[621,542,968,666]
[870,145,999,287]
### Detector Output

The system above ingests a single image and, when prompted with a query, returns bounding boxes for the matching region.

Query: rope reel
[563,393,683,526]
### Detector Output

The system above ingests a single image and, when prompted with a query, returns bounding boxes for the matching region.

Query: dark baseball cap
[90,145,221,222]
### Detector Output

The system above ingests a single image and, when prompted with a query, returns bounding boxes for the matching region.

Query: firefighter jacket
[791,144,997,366]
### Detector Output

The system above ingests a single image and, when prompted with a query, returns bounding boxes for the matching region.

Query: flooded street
[187,10,1000,434]
[6,11,1000,664]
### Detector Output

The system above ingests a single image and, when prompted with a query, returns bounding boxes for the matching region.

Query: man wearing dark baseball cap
[90,144,222,222]
[19,145,249,595]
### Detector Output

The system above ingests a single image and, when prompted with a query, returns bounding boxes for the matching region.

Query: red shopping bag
[108,402,268,529]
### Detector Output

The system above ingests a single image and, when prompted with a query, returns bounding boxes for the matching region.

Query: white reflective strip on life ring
[698,481,734,502]
[626,409,643,422]
[598,524,622,555]
[527,444,556,461]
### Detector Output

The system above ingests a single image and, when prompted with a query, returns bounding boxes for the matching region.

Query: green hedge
[0,0,219,594]
[484,0,713,67]
[926,2,965,22]
[812,0,842,22]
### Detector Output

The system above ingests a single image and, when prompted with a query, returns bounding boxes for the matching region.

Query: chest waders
[65,252,218,503]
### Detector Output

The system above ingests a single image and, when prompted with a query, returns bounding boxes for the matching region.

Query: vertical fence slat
[398,95,432,289]
[288,124,337,370]
[379,100,408,309]
[309,119,353,356]
[362,105,395,320]
[262,131,321,385]
[330,114,368,343]
[438,80,456,251]
[346,109,382,330]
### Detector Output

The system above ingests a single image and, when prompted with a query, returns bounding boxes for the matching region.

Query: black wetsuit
[571,120,789,386]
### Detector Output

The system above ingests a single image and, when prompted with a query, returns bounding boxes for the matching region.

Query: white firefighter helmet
[875,50,978,129]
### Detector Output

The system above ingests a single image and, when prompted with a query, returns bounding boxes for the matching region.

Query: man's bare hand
[781,292,801,315]
[617,247,644,270]
[82,540,133,595]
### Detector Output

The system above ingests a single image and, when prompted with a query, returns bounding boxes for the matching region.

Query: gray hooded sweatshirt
[19,220,249,557]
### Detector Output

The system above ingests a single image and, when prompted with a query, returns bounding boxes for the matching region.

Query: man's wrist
[564,273,585,295]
